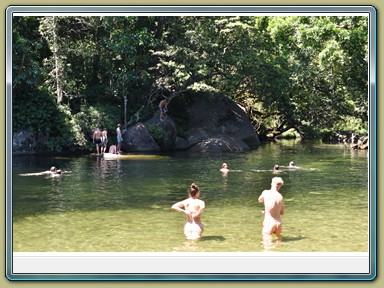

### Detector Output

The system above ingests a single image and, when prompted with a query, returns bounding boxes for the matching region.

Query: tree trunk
[52,16,63,104]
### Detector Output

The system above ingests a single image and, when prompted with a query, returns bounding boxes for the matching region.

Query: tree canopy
[12,15,368,152]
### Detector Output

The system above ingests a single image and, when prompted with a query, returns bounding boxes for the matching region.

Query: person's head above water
[274,164,279,171]
[49,166,62,174]
[188,183,200,197]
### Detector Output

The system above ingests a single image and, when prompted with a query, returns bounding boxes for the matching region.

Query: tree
[12,15,369,153]
[266,16,368,138]
[39,16,65,104]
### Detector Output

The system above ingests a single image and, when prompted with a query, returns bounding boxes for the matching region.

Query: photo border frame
[5,5,377,281]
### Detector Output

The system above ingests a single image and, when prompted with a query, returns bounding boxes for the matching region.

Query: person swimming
[288,161,302,169]
[220,163,230,173]
[273,164,280,173]
[19,166,63,177]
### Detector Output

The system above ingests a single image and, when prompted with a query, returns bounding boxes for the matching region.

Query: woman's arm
[171,201,185,212]
[258,191,265,203]
[172,200,190,215]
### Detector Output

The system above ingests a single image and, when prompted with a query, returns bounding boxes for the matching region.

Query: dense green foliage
[12,16,368,152]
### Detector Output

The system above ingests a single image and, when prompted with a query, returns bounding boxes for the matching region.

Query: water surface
[12,140,369,252]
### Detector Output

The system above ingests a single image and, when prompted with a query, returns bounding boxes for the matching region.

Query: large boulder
[181,93,260,152]
[145,113,177,150]
[124,123,161,152]
[124,93,261,153]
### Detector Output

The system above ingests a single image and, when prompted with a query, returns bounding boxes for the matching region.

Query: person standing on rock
[101,128,108,154]
[92,128,102,155]
[159,98,169,121]
[116,124,123,154]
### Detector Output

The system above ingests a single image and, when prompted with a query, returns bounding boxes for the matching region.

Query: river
[11,140,369,252]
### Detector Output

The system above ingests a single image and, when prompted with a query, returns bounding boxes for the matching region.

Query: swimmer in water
[288,161,302,169]
[220,163,230,173]
[19,166,63,177]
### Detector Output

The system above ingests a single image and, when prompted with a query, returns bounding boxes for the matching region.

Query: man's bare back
[259,189,284,221]
[258,177,285,238]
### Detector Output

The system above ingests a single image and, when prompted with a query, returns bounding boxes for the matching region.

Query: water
[11,140,369,252]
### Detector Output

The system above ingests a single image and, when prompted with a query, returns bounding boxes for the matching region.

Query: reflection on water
[12,141,369,252]
[262,235,282,251]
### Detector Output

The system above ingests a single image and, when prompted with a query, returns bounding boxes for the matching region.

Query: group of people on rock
[92,124,123,155]
[172,161,301,244]
[91,97,170,156]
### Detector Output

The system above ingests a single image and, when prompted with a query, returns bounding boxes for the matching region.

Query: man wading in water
[258,177,285,245]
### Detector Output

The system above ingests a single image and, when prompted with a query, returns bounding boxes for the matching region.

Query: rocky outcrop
[145,114,177,150]
[322,131,368,150]
[12,129,39,155]
[13,93,261,155]
[124,123,161,152]
[12,94,260,154]
[349,135,368,150]
[123,93,261,153]
[182,93,260,152]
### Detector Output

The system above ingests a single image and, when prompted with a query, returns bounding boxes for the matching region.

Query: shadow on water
[201,235,226,242]
[283,235,307,242]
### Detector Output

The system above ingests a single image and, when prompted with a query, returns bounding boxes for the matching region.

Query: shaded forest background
[12,16,368,153]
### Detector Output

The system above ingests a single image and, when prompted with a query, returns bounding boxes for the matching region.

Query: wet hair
[274,165,279,170]
[271,177,284,186]
[188,183,200,197]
